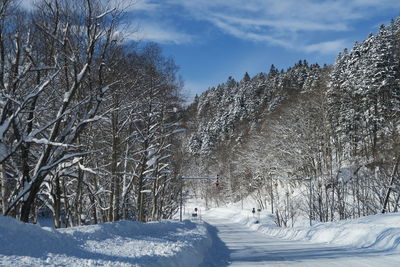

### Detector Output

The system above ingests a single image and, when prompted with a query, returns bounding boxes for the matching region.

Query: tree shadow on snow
[199,222,230,267]
[228,243,399,263]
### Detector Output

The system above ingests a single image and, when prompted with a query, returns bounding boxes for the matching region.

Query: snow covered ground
[0,216,220,267]
[2,199,400,266]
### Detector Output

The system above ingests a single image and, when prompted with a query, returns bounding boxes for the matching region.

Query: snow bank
[203,202,400,253]
[251,212,400,251]
[0,216,217,266]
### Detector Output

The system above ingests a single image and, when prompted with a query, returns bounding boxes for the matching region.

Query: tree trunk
[1,163,7,215]
[75,169,83,225]
[53,175,62,228]
[381,157,399,213]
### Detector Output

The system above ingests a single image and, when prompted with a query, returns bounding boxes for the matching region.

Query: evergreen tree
[242,72,251,82]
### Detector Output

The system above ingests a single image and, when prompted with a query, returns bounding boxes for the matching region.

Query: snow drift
[251,212,400,251]
[0,216,217,266]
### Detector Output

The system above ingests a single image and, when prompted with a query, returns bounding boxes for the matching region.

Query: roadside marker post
[179,176,218,222]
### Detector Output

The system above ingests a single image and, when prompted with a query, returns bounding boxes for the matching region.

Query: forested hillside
[182,19,400,225]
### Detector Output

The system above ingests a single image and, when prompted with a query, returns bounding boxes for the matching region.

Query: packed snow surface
[0,216,214,266]
[195,199,400,266]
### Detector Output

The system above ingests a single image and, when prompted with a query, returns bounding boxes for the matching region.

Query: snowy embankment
[0,216,218,267]
[204,204,400,252]
[252,212,400,251]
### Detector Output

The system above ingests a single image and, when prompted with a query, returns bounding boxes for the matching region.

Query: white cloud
[130,0,160,12]
[212,13,349,32]
[303,40,349,54]
[20,0,399,55]
[208,16,292,48]
[17,0,192,45]
[127,21,193,44]
[18,0,160,12]
[162,0,400,53]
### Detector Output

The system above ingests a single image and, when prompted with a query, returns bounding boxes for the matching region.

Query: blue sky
[125,0,400,101]
[21,0,400,101]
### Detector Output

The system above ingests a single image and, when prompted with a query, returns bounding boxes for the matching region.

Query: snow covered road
[203,214,400,266]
